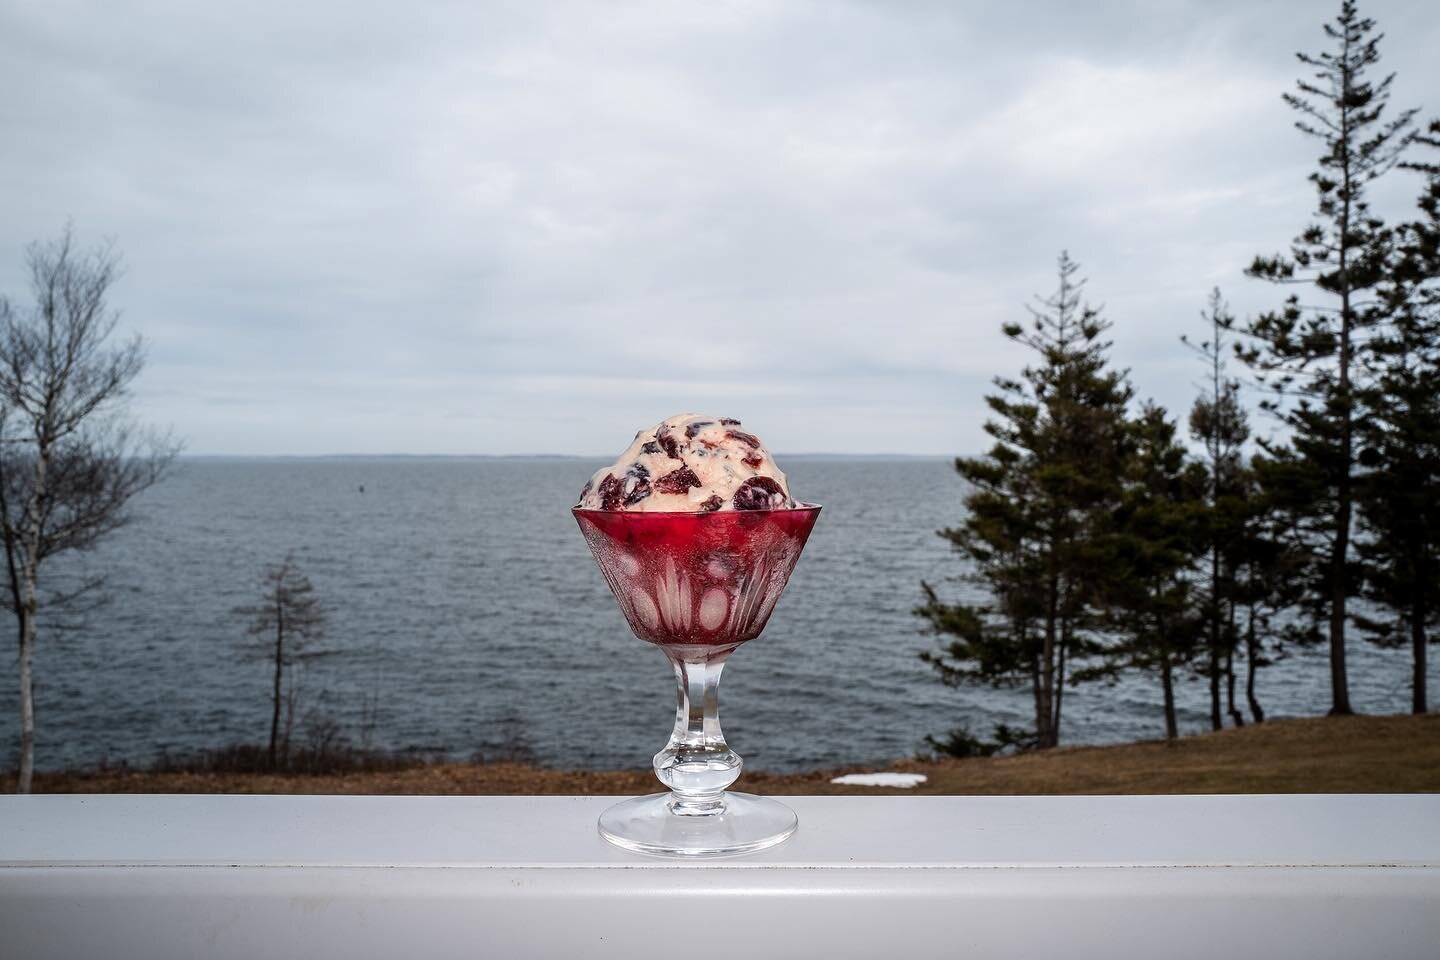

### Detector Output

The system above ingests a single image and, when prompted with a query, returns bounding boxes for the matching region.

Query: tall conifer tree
[918,253,1132,749]
[1184,289,1250,729]
[1356,121,1440,713]
[1239,1,1416,714]
[1083,405,1205,740]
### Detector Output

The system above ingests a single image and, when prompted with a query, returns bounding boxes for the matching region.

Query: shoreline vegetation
[7,714,1436,797]
[912,0,1440,752]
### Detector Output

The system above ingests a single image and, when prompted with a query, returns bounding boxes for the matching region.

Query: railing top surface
[2,794,1436,869]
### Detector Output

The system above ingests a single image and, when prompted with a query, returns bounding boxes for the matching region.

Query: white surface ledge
[3,794,1438,958]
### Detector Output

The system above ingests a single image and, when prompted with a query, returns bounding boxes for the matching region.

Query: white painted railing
[2,794,1437,958]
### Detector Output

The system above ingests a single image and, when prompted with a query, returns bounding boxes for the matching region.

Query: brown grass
[6,714,1437,796]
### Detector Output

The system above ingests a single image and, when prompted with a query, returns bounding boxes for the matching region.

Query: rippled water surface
[0,458,1425,773]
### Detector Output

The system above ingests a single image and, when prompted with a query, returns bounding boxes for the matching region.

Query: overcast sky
[2,0,1437,456]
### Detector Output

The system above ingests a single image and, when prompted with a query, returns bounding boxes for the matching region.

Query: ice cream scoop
[577,413,796,512]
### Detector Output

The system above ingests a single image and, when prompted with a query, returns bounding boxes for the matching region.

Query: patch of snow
[830,772,928,788]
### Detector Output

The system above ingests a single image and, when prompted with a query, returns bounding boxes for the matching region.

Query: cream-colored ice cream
[577,413,797,512]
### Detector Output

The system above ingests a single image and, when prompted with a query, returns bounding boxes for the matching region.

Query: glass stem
[653,651,741,816]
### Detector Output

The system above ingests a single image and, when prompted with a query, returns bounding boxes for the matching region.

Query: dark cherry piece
[598,474,625,511]
[655,466,702,494]
[733,476,787,511]
[621,463,651,506]
[725,429,762,449]
[658,430,683,461]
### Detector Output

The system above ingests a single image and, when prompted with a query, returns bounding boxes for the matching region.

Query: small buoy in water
[358,484,365,494]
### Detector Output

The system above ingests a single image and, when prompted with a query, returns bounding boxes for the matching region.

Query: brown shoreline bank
[7,714,1437,796]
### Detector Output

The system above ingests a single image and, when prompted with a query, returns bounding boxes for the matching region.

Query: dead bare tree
[0,226,176,793]
[233,554,327,769]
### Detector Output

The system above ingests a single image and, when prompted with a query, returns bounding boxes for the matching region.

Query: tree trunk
[1226,598,1244,726]
[1414,601,1428,715]
[15,446,48,793]
[1207,646,1222,730]
[1029,650,1045,750]
[16,561,40,793]
[1329,82,1355,717]
[1048,576,1075,749]
[281,682,298,765]
[1038,573,1058,749]
[269,617,283,769]
[1161,652,1177,741]
[17,609,34,794]
[1225,646,1243,727]
[1209,550,1222,730]
[1328,437,1354,714]
[1053,622,1069,747]
[1245,606,1265,724]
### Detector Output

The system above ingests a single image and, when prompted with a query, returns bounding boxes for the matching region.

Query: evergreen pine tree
[1238,0,1416,715]
[917,253,1132,749]
[1355,121,1440,713]
[1082,404,1206,740]
[1183,289,1250,729]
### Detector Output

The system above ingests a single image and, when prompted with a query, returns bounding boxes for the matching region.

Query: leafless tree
[0,226,177,793]
[233,553,327,768]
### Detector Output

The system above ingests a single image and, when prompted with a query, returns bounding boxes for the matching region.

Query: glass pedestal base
[598,792,798,858]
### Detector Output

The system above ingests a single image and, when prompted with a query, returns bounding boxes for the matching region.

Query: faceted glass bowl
[573,504,820,857]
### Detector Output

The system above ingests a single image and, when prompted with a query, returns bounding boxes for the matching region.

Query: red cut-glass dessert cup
[573,503,820,857]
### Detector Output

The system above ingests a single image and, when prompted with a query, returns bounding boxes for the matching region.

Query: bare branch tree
[233,553,327,769]
[0,225,178,793]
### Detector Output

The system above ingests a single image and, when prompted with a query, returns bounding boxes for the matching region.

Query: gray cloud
[1,0,1437,455]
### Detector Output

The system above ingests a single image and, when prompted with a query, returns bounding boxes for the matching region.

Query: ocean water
[0,457,1425,774]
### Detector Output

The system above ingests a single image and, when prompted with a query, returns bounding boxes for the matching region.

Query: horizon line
[175,451,954,461]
